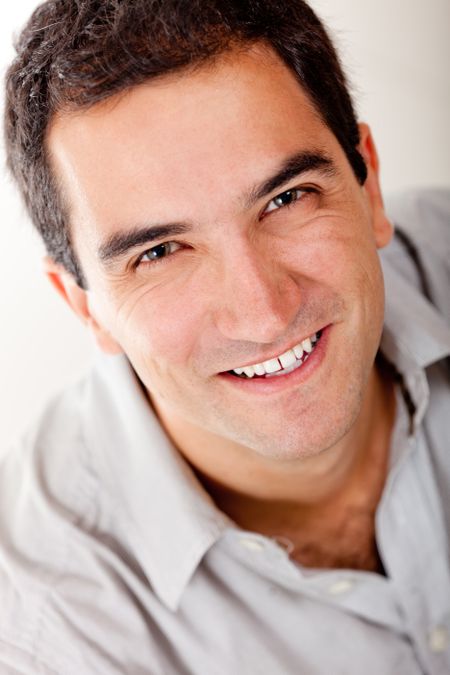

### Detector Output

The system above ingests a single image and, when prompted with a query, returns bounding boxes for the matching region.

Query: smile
[229,330,323,379]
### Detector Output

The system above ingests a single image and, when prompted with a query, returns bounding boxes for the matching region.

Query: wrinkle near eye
[116,280,162,327]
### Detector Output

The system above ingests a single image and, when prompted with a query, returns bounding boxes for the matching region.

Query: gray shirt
[1,190,449,674]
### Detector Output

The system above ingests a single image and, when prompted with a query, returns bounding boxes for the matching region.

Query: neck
[151,357,396,532]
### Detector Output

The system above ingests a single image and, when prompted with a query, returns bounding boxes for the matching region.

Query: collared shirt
[0,189,449,675]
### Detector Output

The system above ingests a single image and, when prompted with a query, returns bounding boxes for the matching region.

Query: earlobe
[43,256,123,355]
[357,123,394,250]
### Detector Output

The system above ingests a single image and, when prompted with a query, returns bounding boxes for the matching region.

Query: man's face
[48,45,392,460]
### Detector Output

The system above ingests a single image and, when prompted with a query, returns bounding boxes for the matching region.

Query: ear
[44,257,123,355]
[357,123,393,250]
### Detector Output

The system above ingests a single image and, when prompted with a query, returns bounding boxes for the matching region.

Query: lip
[218,324,331,395]
[222,326,326,373]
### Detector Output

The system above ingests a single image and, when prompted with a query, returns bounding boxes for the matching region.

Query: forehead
[47,45,342,246]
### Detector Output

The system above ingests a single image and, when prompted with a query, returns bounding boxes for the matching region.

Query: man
[1,1,449,673]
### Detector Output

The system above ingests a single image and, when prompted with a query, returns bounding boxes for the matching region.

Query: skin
[46,44,396,570]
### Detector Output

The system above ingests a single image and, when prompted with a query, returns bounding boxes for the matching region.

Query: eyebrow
[98,223,189,264]
[98,149,337,265]
[244,150,337,207]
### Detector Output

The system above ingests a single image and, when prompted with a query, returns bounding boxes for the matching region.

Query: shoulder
[384,188,450,266]
[382,188,450,320]
[0,378,100,673]
[385,187,450,240]
[0,376,95,525]
[0,358,168,674]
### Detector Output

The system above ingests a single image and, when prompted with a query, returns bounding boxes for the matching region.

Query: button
[327,579,356,596]
[239,538,265,552]
[428,626,449,653]
[270,535,295,555]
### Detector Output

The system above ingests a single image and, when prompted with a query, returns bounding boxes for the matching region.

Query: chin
[223,392,362,463]
[229,410,357,461]
[245,424,353,462]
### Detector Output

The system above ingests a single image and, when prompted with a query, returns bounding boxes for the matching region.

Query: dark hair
[4,0,367,289]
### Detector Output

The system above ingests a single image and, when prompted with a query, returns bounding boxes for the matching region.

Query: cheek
[114,283,207,373]
[283,223,385,333]
[282,227,374,293]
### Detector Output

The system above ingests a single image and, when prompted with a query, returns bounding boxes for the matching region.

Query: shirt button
[327,579,356,596]
[428,626,449,653]
[239,538,265,552]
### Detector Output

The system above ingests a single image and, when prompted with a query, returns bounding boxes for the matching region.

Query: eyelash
[134,241,183,268]
[261,186,315,217]
[134,186,316,268]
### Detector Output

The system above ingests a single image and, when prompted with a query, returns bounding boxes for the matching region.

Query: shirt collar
[81,352,232,612]
[381,260,450,370]
[380,257,450,431]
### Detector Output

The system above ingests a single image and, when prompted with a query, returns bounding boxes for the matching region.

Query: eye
[137,241,181,266]
[263,188,306,215]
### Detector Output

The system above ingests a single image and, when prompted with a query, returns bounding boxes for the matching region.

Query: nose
[212,238,302,343]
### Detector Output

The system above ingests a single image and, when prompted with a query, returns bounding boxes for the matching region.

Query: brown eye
[138,241,181,265]
[265,189,303,214]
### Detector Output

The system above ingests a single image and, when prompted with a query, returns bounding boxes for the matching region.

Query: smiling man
[1,1,450,674]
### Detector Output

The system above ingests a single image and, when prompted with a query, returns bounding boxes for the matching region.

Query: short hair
[4,0,367,289]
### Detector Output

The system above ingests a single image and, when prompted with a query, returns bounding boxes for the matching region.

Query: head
[5,0,367,288]
[4,0,392,460]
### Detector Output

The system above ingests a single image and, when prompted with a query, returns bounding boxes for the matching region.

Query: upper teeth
[232,333,318,378]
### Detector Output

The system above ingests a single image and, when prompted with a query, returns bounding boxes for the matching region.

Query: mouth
[226,329,323,379]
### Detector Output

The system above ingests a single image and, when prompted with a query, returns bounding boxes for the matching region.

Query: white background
[1,0,449,448]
